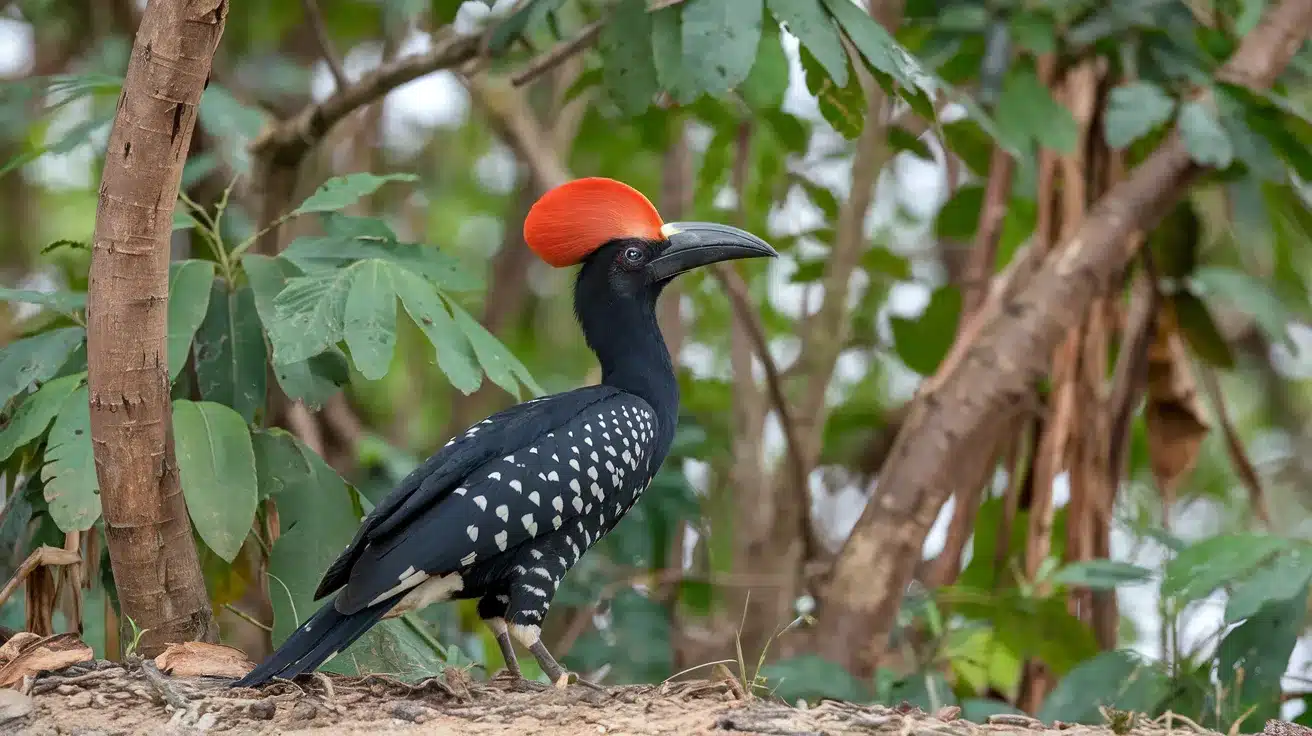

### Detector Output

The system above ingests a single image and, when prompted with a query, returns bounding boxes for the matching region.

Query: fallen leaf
[0,634,40,665]
[0,633,92,688]
[155,641,256,678]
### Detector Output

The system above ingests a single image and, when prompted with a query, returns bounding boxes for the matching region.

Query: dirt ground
[0,658,1299,736]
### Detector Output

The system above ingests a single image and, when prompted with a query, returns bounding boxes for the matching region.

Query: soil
[0,658,1288,736]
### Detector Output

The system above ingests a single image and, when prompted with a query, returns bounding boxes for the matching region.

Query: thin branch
[1197,364,1273,527]
[252,29,483,164]
[465,74,571,190]
[512,19,605,87]
[301,0,348,91]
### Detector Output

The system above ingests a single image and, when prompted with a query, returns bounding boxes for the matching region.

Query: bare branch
[512,20,605,87]
[251,30,482,165]
[301,0,349,91]
[814,0,1312,677]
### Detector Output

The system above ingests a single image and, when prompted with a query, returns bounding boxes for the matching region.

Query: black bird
[234,177,777,688]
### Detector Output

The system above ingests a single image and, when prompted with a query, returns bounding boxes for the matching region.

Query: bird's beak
[648,222,778,283]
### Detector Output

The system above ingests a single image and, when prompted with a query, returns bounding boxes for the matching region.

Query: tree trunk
[811,0,1312,678]
[87,0,228,656]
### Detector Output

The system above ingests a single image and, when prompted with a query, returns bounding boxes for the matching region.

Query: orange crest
[523,178,665,267]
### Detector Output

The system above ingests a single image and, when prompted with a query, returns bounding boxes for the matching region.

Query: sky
[0,2,1309,712]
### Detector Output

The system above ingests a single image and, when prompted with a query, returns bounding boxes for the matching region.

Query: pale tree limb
[511,19,604,87]
[86,0,226,656]
[300,0,348,91]
[812,0,1312,677]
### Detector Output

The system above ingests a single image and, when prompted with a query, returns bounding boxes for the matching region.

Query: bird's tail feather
[233,598,390,687]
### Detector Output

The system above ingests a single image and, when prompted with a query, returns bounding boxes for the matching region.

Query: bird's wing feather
[331,391,662,614]
[314,385,640,601]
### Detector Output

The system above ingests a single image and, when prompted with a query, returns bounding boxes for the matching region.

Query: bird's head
[523,177,777,302]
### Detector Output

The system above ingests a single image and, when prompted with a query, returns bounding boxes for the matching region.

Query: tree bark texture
[87,0,228,655]
[812,0,1312,677]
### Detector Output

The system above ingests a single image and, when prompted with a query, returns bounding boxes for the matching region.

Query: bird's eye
[622,246,645,265]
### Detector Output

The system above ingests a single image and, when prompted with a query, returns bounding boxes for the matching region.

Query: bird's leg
[486,617,522,679]
[478,595,521,680]
[509,622,605,692]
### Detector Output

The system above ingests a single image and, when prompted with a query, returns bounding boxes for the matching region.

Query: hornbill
[234,177,777,688]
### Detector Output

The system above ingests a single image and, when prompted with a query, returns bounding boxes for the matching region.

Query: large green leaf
[447,297,543,398]
[193,280,267,422]
[392,267,482,394]
[996,67,1078,154]
[1216,594,1306,727]
[40,385,101,532]
[1162,533,1292,605]
[599,0,659,115]
[800,45,864,139]
[0,372,83,464]
[1191,266,1296,346]
[173,400,258,563]
[1224,545,1312,623]
[740,15,789,111]
[1103,81,1176,149]
[767,0,847,86]
[166,260,216,381]
[343,260,398,381]
[651,7,698,105]
[241,254,347,410]
[890,286,962,375]
[1179,100,1234,168]
[291,173,418,216]
[681,0,763,97]
[0,327,85,410]
[268,267,357,366]
[1172,290,1235,368]
[251,428,313,501]
[268,437,444,680]
[938,586,1095,675]
[1037,650,1170,724]
[0,288,86,316]
[1052,560,1152,590]
[760,654,870,704]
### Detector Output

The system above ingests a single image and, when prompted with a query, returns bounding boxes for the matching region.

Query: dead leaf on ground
[0,633,92,688]
[0,633,41,665]
[1145,306,1210,504]
[154,641,255,678]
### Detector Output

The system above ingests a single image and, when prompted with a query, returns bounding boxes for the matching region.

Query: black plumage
[235,178,775,688]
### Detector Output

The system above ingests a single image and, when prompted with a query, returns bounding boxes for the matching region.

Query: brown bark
[812,0,1312,677]
[86,0,227,656]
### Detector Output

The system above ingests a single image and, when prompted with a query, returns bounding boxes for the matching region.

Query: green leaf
[343,260,398,381]
[1037,650,1170,725]
[39,385,101,532]
[888,126,934,161]
[650,7,699,105]
[800,45,864,139]
[740,16,789,111]
[890,287,962,375]
[996,68,1078,154]
[487,0,565,53]
[1172,290,1235,369]
[172,208,201,231]
[193,280,267,423]
[241,254,346,410]
[760,654,870,704]
[938,586,1096,674]
[268,267,357,366]
[862,246,912,281]
[1224,546,1312,624]
[1104,82,1177,150]
[0,372,83,464]
[392,267,482,395]
[173,400,259,563]
[1179,101,1234,168]
[0,327,85,410]
[1162,533,1292,605]
[1216,594,1305,726]
[599,0,658,115]
[166,260,216,381]
[447,298,544,398]
[291,173,419,216]
[0,287,86,316]
[251,428,313,501]
[1191,266,1294,346]
[767,0,847,86]
[681,0,763,97]
[1052,560,1152,590]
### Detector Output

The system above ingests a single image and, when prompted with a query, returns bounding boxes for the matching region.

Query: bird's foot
[553,671,606,693]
